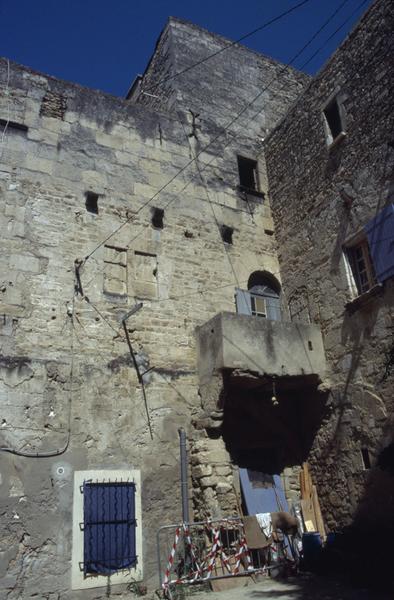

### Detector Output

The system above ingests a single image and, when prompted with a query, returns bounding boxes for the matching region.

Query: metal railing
[157,517,293,594]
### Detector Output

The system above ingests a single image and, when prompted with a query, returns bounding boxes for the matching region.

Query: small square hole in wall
[85,192,99,215]
[151,207,164,229]
[220,225,233,244]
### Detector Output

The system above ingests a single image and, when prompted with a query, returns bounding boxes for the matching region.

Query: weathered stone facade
[265,0,394,534]
[0,0,393,596]
[0,16,307,599]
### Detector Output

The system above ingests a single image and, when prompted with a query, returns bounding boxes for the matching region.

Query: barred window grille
[82,480,137,575]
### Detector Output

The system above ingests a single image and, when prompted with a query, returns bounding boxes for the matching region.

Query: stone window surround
[71,469,143,590]
[342,228,383,311]
[321,87,347,149]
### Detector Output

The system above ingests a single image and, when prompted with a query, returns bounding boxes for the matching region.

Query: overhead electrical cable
[141,0,312,93]
[81,0,354,267]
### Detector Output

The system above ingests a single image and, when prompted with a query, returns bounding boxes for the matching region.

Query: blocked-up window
[83,481,137,575]
[72,470,143,590]
[104,245,127,296]
[131,251,158,299]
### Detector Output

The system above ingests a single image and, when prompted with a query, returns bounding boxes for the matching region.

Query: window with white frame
[343,203,394,299]
[322,93,346,147]
[72,469,142,590]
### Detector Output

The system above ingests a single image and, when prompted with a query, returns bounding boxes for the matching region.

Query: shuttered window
[235,286,281,321]
[364,203,394,283]
[83,481,137,575]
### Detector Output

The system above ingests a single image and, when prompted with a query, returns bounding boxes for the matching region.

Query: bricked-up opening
[85,192,99,215]
[0,119,28,133]
[323,97,343,141]
[151,207,164,229]
[237,156,258,191]
[361,447,371,470]
[220,225,233,244]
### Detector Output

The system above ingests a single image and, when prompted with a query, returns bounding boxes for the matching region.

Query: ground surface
[180,574,392,600]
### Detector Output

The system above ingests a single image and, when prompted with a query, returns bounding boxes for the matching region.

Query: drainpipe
[178,428,190,523]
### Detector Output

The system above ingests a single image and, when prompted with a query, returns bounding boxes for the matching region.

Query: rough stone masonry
[0,0,393,597]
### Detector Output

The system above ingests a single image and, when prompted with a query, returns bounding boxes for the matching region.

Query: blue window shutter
[83,482,137,575]
[364,203,394,283]
[235,288,252,315]
[265,296,282,321]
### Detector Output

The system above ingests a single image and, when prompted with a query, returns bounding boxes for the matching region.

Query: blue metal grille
[83,481,137,575]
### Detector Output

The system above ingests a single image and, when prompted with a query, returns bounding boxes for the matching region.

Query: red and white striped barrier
[161,519,255,593]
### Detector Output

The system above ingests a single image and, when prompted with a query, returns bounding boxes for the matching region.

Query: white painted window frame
[71,469,143,590]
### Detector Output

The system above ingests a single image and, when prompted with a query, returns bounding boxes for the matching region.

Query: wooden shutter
[266,296,282,321]
[83,481,137,575]
[365,203,394,283]
[235,288,252,315]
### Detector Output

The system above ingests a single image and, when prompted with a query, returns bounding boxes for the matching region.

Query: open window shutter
[83,482,137,575]
[365,203,394,283]
[265,296,282,321]
[235,288,252,315]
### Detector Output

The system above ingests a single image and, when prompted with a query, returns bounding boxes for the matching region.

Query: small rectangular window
[83,481,137,575]
[345,239,376,295]
[237,156,259,191]
[220,225,233,244]
[72,469,143,590]
[251,295,267,318]
[361,447,371,470]
[323,96,345,146]
[151,207,164,229]
[85,192,99,215]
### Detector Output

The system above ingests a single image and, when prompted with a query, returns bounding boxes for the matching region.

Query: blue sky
[0,0,373,97]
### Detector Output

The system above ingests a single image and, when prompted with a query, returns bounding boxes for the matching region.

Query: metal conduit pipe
[178,427,190,523]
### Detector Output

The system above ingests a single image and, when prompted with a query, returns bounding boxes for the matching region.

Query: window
[323,96,346,146]
[151,207,164,229]
[251,295,266,317]
[361,447,371,470]
[344,204,394,300]
[235,271,281,321]
[72,469,143,590]
[85,191,99,215]
[237,156,259,192]
[0,118,28,133]
[220,225,233,245]
[345,239,376,295]
[104,245,127,296]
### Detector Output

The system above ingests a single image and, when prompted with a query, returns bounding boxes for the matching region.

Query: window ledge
[328,131,346,150]
[345,283,383,314]
[237,185,265,199]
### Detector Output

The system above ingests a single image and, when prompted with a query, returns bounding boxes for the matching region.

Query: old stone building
[0,0,392,597]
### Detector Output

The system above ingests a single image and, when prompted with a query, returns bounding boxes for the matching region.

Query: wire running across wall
[79,0,359,269]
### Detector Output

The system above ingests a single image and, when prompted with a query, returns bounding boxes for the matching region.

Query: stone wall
[265,0,394,531]
[0,16,308,596]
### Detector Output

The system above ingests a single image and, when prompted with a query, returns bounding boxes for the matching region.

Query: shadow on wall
[316,426,394,594]
[221,376,329,475]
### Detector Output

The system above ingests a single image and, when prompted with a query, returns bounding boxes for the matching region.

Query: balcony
[196,312,326,388]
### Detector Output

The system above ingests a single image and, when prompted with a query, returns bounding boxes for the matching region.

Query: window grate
[82,480,137,576]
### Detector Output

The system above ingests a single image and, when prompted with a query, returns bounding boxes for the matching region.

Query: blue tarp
[239,468,289,515]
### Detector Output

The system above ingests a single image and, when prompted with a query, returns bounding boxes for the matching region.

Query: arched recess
[235,270,282,320]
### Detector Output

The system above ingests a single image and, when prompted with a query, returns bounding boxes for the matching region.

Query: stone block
[9,254,41,273]
[192,464,212,479]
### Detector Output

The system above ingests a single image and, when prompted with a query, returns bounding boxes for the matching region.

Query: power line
[141,0,312,93]
[81,0,355,267]
[298,0,369,70]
